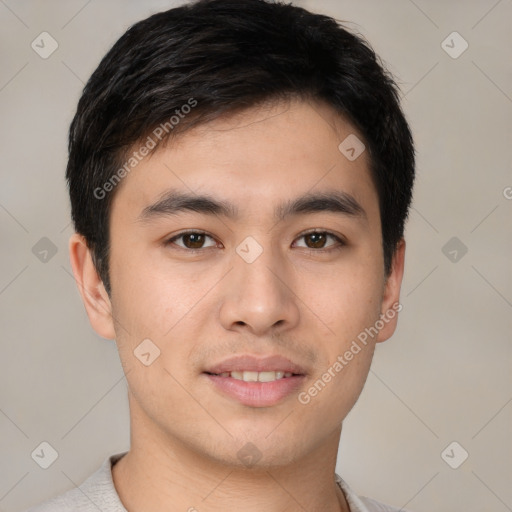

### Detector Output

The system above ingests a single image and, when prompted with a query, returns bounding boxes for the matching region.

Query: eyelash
[164,229,346,253]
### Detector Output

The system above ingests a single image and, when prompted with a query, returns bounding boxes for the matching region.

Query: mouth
[202,355,308,407]
[203,354,308,376]
[204,370,301,382]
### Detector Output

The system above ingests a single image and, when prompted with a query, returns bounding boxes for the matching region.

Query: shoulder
[335,473,413,512]
[23,452,128,512]
[24,487,99,512]
[359,496,408,512]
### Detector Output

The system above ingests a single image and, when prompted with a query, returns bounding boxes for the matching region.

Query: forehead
[110,98,379,224]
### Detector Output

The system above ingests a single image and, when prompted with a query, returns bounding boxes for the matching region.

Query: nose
[218,243,300,337]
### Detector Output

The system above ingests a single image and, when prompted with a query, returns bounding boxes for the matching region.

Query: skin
[69,98,405,512]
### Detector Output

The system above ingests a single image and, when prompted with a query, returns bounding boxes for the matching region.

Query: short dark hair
[66,0,415,296]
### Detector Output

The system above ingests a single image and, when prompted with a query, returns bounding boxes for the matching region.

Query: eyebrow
[137,188,367,224]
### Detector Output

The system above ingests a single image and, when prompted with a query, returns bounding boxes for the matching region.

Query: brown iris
[303,232,328,249]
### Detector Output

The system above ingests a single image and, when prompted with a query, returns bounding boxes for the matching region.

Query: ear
[376,238,406,343]
[68,233,116,340]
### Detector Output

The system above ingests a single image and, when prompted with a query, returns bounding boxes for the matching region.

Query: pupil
[307,233,325,248]
[186,233,204,248]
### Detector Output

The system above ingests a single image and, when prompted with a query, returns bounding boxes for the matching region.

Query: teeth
[223,371,294,382]
[258,371,277,382]
[242,371,258,382]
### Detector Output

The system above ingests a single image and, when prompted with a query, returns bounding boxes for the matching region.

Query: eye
[164,229,345,252]
[165,231,218,250]
[293,230,345,251]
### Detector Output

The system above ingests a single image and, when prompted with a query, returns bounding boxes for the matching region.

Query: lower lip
[204,373,306,407]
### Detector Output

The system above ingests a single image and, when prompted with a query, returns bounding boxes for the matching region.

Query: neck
[112,393,350,512]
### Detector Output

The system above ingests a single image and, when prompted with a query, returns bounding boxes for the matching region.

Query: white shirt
[25,452,410,512]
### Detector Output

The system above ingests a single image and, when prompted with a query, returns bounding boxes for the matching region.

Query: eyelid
[295,228,346,242]
[292,229,346,250]
[165,230,219,250]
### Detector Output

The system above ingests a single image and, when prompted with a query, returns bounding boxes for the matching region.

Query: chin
[209,443,302,471]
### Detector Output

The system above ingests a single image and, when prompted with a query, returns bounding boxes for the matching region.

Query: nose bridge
[235,234,287,301]
[219,235,299,334]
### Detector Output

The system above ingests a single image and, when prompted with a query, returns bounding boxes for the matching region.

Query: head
[68,0,414,468]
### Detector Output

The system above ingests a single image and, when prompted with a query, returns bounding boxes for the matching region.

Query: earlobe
[376,238,406,343]
[68,233,116,340]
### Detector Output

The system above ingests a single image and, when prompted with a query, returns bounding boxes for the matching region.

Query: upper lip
[204,355,308,375]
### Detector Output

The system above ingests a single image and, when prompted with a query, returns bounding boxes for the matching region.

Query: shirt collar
[335,472,375,512]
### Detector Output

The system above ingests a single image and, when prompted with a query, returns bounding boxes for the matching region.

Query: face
[72,98,405,468]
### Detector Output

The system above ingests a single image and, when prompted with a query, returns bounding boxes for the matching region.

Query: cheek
[109,246,189,335]
[301,258,382,414]
[109,255,215,382]
[296,259,383,342]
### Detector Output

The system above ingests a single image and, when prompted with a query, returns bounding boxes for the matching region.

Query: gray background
[1,1,511,511]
